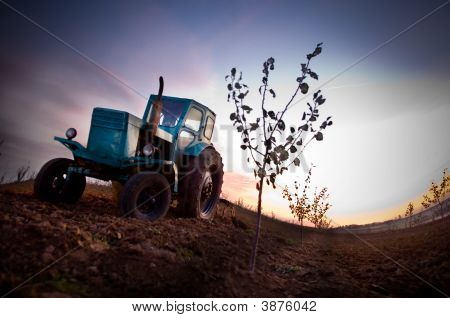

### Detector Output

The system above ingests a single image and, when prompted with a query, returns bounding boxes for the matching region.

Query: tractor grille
[87,108,142,164]
[90,108,127,130]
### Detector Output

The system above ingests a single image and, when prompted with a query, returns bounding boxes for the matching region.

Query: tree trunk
[300,218,303,248]
[249,177,264,272]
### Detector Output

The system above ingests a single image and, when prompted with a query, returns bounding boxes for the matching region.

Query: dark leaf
[328,121,333,126]
[227,84,233,91]
[237,126,243,132]
[235,83,242,89]
[279,150,289,161]
[274,145,285,153]
[238,93,245,99]
[315,132,324,141]
[250,123,259,131]
[310,115,317,122]
[293,158,301,166]
[313,90,321,99]
[286,135,294,143]
[300,124,309,131]
[301,63,307,73]
[302,112,306,121]
[269,151,279,164]
[231,68,236,77]
[262,77,267,84]
[243,137,249,143]
[300,83,309,94]
[258,168,266,178]
[290,127,295,133]
[278,120,286,131]
[241,105,253,112]
[225,75,230,81]
[270,64,274,71]
[317,96,326,105]
[269,89,276,98]
[240,145,247,150]
[230,113,236,121]
[290,145,297,153]
[296,138,303,146]
[296,76,305,83]
[313,46,322,57]
[256,182,260,191]
[267,57,275,64]
[308,71,318,80]
[263,109,268,118]
[268,111,276,119]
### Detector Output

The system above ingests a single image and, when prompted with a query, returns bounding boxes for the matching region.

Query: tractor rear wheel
[175,147,224,220]
[120,172,171,221]
[34,158,86,203]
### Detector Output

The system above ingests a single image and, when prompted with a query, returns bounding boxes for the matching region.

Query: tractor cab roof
[149,95,216,117]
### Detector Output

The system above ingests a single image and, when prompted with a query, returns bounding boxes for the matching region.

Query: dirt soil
[1,182,449,297]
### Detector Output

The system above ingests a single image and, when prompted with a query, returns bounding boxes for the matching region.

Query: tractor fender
[183,142,213,157]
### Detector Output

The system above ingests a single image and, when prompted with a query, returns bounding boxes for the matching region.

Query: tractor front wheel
[34,158,86,203]
[120,172,171,221]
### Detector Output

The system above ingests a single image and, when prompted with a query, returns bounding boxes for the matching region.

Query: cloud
[0,46,145,177]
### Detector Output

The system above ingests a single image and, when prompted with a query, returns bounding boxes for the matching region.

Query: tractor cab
[140,95,216,164]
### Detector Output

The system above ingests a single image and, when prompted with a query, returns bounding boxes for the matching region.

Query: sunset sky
[1,0,449,225]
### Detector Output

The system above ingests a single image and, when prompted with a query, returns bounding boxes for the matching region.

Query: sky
[0,0,449,225]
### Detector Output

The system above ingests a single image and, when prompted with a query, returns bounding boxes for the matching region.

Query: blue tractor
[34,77,224,221]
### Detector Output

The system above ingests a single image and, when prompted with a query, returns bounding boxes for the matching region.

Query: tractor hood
[87,108,142,162]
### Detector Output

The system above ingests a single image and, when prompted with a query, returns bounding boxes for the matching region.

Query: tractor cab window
[178,130,195,149]
[157,100,184,127]
[184,107,202,131]
[204,116,215,140]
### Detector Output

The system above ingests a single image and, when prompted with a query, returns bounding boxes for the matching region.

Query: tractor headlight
[65,128,77,140]
[142,144,155,157]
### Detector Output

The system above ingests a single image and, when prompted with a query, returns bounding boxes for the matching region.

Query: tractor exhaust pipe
[147,76,164,137]
[137,76,164,156]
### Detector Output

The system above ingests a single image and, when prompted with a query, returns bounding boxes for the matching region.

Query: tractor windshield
[158,100,185,127]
